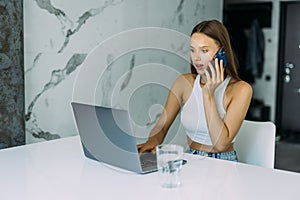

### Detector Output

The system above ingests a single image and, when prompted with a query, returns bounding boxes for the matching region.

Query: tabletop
[0,135,299,200]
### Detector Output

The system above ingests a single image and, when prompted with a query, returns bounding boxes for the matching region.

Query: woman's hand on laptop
[137,139,159,155]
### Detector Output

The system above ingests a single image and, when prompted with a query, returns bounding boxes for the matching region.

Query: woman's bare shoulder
[174,73,196,85]
[224,79,252,110]
[170,73,196,95]
[228,79,253,97]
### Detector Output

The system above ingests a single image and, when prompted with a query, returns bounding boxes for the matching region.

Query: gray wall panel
[0,0,25,148]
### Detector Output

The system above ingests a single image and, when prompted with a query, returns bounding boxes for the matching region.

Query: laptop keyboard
[140,152,157,170]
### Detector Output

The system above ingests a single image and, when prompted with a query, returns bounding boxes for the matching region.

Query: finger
[214,58,219,68]
[205,62,213,79]
[139,145,154,155]
[138,147,145,155]
[151,148,157,154]
[210,58,217,78]
[219,59,223,69]
[216,59,223,80]
[136,143,144,149]
[220,60,225,81]
[204,69,210,80]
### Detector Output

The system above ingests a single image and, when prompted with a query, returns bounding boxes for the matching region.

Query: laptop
[71,102,157,174]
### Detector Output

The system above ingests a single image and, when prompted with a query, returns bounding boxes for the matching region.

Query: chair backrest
[234,120,276,168]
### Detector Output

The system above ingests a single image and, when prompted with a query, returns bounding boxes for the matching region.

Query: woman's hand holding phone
[204,48,227,93]
[205,58,225,80]
[206,47,227,78]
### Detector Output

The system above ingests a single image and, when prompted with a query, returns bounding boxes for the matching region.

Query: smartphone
[207,47,227,77]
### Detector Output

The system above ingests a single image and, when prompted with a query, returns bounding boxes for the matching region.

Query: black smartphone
[207,47,227,76]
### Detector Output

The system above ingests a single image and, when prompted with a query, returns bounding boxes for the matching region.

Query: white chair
[234,120,276,168]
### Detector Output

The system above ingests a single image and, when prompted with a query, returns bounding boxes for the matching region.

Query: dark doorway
[223,2,272,122]
[276,1,300,142]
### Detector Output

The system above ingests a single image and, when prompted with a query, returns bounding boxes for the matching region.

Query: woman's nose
[193,53,201,61]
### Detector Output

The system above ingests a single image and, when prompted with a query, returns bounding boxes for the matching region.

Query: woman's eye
[201,49,208,53]
[190,49,194,53]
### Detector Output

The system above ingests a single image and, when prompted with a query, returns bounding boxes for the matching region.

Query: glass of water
[156,144,184,188]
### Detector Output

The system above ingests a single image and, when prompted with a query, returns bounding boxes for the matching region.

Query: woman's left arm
[204,80,253,152]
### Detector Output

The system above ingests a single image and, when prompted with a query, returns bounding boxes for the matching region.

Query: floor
[274,140,300,173]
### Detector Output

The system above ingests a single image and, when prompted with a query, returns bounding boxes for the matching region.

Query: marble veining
[146,113,161,126]
[99,54,115,106]
[175,0,185,25]
[25,53,42,74]
[194,1,206,17]
[25,0,123,141]
[34,0,124,53]
[25,0,222,144]
[25,53,87,140]
[120,54,135,91]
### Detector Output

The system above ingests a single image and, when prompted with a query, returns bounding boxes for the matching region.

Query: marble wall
[0,0,25,149]
[24,0,222,145]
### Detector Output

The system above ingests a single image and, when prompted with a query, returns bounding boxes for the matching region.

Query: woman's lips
[194,64,204,69]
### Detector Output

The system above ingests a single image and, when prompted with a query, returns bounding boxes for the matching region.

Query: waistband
[187,147,238,161]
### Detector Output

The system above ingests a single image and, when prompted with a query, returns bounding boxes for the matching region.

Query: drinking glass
[156,144,184,188]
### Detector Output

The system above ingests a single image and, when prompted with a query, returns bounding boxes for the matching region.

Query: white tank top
[181,75,231,146]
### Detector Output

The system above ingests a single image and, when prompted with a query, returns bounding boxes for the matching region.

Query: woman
[137,20,252,161]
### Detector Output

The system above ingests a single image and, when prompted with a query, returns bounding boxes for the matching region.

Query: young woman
[137,20,252,161]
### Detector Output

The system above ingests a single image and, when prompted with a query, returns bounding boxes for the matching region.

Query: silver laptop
[71,102,157,174]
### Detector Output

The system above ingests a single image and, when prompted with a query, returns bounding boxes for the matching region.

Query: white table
[0,136,299,200]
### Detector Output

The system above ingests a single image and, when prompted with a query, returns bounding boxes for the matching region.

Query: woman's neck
[200,75,207,86]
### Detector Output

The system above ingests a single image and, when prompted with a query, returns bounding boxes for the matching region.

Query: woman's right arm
[137,74,187,154]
